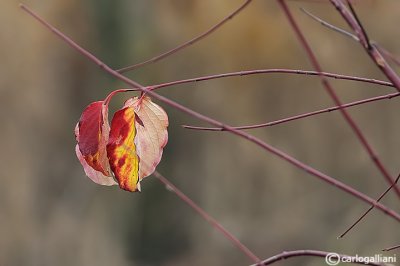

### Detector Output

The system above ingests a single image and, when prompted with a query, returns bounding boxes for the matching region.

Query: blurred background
[1,0,400,265]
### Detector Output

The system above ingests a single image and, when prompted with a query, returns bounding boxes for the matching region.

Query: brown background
[1,0,400,265]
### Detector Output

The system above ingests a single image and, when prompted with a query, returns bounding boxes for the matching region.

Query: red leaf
[75,144,116,186]
[76,101,116,185]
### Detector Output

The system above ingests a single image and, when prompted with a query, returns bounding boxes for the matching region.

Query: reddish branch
[301,7,400,73]
[252,250,384,266]
[302,8,400,72]
[116,0,253,73]
[149,68,393,91]
[339,173,400,238]
[153,171,261,263]
[183,92,400,131]
[20,3,400,230]
[300,4,400,236]
[326,0,400,236]
[329,0,400,91]
[277,0,400,197]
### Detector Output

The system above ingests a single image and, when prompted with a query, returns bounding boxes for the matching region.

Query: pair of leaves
[75,95,168,192]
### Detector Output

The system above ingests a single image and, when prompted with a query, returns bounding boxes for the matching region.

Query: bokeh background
[2,0,400,265]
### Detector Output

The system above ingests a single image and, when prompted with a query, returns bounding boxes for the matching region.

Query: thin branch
[277,0,400,198]
[301,6,400,231]
[339,172,400,238]
[153,171,261,263]
[345,0,372,49]
[116,0,253,73]
[183,92,400,131]
[329,0,400,91]
[252,250,384,266]
[382,244,400,252]
[20,3,400,225]
[302,7,400,70]
[301,7,359,41]
[150,68,393,91]
[302,8,400,68]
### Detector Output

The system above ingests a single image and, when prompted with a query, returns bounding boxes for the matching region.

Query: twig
[345,0,371,49]
[149,68,393,91]
[382,244,400,252]
[338,173,400,238]
[300,7,359,41]
[277,0,400,197]
[20,2,400,227]
[183,92,400,131]
[251,250,384,266]
[302,8,400,69]
[301,7,400,69]
[153,171,261,263]
[116,0,253,73]
[329,0,400,91]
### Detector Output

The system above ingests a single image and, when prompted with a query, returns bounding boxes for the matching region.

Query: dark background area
[1,1,400,265]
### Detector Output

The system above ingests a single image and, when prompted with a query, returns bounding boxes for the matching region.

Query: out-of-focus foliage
[2,0,400,265]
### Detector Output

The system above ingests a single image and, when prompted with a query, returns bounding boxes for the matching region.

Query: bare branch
[300,7,358,41]
[382,244,400,252]
[183,92,400,131]
[149,68,393,91]
[329,0,400,91]
[153,171,261,263]
[252,250,384,266]
[277,0,400,197]
[339,173,400,238]
[116,0,253,73]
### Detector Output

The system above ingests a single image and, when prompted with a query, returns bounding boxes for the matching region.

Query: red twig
[116,0,253,73]
[183,92,400,131]
[339,173,400,238]
[277,0,400,197]
[153,171,261,263]
[149,68,392,91]
[329,0,400,91]
[302,7,400,69]
[301,4,400,233]
[252,250,384,266]
[20,2,400,232]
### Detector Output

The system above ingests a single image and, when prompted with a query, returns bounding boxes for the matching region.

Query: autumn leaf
[106,105,140,192]
[76,94,168,192]
[129,96,169,180]
[106,96,169,192]
[75,101,116,186]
